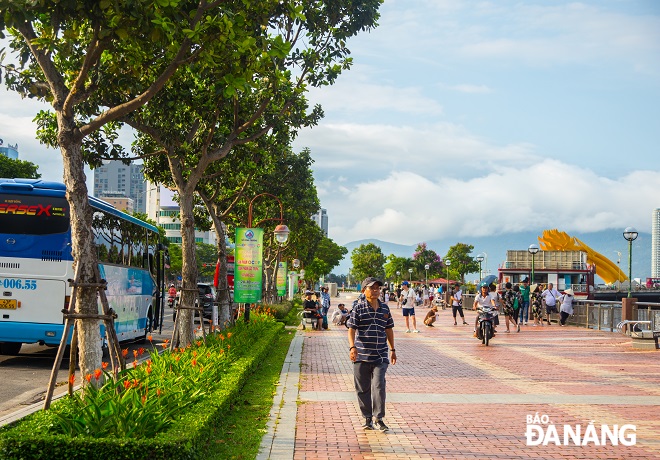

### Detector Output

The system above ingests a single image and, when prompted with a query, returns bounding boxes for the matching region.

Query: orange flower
[156,388,163,397]
[146,359,152,366]
[196,341,202,347]
[102,362,109,369]
[133,350,138,359]
[94,369,102,380]
[192,351,197,357]
[227,345,231,350]
[85,374,92,383]
[68,374,75,386]
[141,395,147,404]
[147,335,153,342]
[123,380,131,390]
[163,339,170,345]
[191,359,197,367]
[175,355,181,361]
[122,348,129,357]
[219,334,225,341]
[132,378,140,388]
[138,347,145,355]
[133,360,138,368]
[227,332,233,339]
[160,343,168,349]
[146,366,152,374]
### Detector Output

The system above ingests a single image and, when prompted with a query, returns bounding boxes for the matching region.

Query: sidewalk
[259,295,660,459]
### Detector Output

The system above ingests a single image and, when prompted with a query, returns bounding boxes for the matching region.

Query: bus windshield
[0,194,69,235]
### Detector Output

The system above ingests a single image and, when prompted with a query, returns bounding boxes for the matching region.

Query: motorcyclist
[473,283,495,337]
[168,283,177,306]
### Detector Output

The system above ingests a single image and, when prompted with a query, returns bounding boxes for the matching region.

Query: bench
[616,320,659,350]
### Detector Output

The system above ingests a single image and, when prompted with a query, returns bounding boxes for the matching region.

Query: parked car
[195,283,217,319]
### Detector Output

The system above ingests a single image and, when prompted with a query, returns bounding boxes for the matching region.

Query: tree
[0,0,234,378]
[384,255,412,284]
[445,243,479,284]
[132,3,382,343]
[412,242,443,280]
[351,243,386,283]
[0,155,40,178]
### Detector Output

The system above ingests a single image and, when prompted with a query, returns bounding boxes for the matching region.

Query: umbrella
[480,275,497,286]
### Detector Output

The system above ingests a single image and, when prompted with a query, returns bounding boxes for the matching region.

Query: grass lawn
[205,328,295,459]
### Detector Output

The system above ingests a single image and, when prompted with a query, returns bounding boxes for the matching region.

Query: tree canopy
[0,155,40,178]
[350,243,386,284]
[445,243,479,283]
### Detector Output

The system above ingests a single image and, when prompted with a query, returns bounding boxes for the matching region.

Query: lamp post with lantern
[476,254,484,283]
[528,244,539,284]
[444,259,451,299]
[408,268,413,283]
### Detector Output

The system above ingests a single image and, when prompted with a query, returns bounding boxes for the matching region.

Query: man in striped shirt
[347,277,396,432]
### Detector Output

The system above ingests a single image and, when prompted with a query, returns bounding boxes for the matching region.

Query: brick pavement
[259,294,660,459]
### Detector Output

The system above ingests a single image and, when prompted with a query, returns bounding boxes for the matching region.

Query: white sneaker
[405,329,411,333]
[413,329,419,333]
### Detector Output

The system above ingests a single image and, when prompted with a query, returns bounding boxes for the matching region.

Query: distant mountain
[333,230,652,283]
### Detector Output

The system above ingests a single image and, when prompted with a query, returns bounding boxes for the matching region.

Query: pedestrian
[519,278,530,325]
[450,282,468,326]
[559,288,575,326]
[488,283,501,332]
[501,282,521,333]
[347,277,396,432]
[399,281,419,333]
[530,284,544,326]
[395,285,402,308]
[541,282,561,325]
[423,304,438,327]
[320,286,331,329]
[422,284,430,306]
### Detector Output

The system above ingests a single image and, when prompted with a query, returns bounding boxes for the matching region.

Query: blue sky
[1,0,659,248]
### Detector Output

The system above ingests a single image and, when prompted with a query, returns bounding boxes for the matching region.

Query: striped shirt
[347,295,394,363]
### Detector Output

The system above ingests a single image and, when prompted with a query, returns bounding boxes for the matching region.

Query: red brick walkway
[292,300,660,459]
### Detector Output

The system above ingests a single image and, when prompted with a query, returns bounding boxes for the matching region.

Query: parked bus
[0,178,165,355]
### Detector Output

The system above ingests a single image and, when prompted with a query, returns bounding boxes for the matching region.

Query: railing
[634,302,660,331]
[566,300,621,332]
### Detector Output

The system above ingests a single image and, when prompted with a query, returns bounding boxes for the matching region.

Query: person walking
[519,278,530,325]
[320,286,331,329]
[530,284,544,326]
[347,277,396,432]
[450,282,468,326]
[559,288,575,326]
[541,282,561,325]
[400,281,419,333]
[502,282,521,333]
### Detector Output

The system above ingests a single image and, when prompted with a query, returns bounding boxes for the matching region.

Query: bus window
[0,195,69,235]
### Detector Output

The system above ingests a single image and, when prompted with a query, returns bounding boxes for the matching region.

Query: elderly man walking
[347,277,396,432]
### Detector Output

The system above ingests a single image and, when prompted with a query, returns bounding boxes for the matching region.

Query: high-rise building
[312,208,328,236]
[652,209,660,278]
[0,138,19,159]
[93,161,147,213]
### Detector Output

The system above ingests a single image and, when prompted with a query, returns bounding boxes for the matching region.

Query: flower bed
[0,314,283,460]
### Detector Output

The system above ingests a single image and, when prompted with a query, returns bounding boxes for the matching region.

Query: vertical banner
[277,261,287,296]
[234,228,264,303]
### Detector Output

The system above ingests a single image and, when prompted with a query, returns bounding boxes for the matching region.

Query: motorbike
[167,296,176,308]
[475,305,496,346]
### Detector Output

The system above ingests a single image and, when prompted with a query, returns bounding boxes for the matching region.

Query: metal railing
[566,300,622,332]
[634,302,660,331]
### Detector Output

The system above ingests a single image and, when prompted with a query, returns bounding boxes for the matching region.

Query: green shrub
[0,315,284,459]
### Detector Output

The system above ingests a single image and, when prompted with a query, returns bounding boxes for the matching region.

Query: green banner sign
[234,227,264,303]
[277,261,287,296]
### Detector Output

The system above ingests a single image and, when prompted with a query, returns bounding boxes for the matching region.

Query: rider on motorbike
[168,283,177,306]
[473,283,495,337]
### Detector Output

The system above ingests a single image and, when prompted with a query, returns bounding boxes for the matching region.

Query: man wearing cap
[399,281,419,333]
[347,277,396,432]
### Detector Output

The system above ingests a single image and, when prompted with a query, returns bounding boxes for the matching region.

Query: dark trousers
[560,311,570,325]
[452,305,464,318]
[353,361,388,420]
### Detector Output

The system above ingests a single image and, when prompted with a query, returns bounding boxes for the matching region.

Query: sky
[1,0,659,249]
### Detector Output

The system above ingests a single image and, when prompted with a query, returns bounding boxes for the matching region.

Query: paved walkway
[259,293,660,459]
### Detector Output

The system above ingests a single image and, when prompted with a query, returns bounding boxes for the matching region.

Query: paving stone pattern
[283,298,660,459]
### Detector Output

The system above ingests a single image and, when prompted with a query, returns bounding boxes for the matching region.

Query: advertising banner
[276,261,287,296]
[234,228,264,303]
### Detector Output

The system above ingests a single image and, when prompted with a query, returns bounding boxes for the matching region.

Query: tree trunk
[175,191,197,346]
[59,118,103,380]
[213,223,232,328]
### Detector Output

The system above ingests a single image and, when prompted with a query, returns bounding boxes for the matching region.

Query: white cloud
[448,84,492,93]
[323,160,659,245]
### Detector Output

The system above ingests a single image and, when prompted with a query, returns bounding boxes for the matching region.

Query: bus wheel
[138,309,154,343]
[0,342,22,355]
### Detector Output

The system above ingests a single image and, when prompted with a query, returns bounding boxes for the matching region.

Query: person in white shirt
[450,283,468,326]
[399,281,419,333]
[541,283,561,325]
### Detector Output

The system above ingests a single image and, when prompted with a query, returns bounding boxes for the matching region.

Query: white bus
[0,178,165,355]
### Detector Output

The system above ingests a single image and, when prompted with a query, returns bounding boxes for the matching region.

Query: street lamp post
[623,227,638,298]
[424,264,430,286]
[396,270,400,287]
[476,254,484,283]
[408,268,413,282]
[444,259,451,297]
[528,244,539,284]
